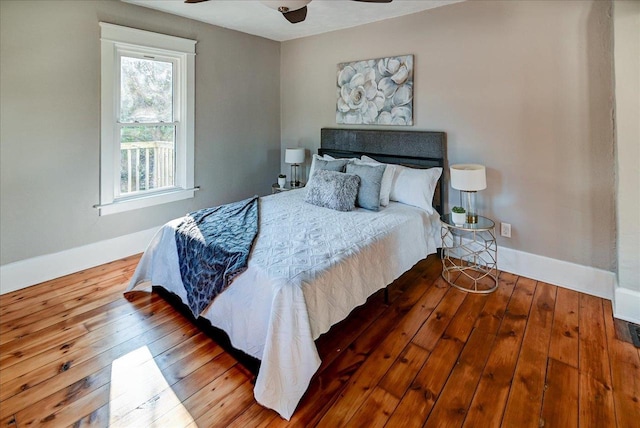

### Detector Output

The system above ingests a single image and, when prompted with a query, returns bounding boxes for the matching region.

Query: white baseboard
[447,239,616,301]
[498,245,615,300]
[613,287,640,325]
[0,226,161,295]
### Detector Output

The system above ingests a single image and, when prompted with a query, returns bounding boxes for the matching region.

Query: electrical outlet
[501,222,512,238]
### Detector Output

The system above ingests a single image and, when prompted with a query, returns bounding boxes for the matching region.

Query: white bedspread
[126,189,441,419]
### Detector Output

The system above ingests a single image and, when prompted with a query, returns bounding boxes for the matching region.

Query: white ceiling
[123,0,463,42]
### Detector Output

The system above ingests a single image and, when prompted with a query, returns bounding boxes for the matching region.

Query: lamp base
[461,190,478,224]
[290,163,301,188]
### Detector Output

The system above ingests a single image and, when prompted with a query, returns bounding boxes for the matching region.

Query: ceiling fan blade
[282,5,307,24]
[184,0,209,3]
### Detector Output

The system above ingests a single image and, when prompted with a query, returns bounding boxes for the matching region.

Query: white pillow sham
[389,164,442,214]
[362,156,441,213]
[355,156,396,207]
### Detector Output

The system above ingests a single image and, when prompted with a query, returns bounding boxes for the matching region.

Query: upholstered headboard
[319,128,447,214]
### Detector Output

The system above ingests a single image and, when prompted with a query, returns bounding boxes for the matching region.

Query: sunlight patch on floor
[109,346,196,427]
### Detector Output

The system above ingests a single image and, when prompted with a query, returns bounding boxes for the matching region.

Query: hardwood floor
[0,254,638,427]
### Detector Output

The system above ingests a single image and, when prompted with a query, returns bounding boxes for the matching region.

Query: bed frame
[155,128,447,378]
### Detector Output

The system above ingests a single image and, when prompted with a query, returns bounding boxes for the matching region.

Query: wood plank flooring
[0,254,638,427]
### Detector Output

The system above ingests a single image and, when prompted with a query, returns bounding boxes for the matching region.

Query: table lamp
[450,164,486,224]
[285,148,306,187]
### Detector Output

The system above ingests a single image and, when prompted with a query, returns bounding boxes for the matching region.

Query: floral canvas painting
[336,55,413,126]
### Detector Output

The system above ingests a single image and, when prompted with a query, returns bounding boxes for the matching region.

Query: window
[98,23,196,215]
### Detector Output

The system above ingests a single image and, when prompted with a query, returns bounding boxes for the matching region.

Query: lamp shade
[450,164,487,191]
[285,148,305,164]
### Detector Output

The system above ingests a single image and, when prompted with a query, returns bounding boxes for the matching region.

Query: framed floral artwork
[336,54,413,126]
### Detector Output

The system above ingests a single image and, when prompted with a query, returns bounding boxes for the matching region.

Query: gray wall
[281,0,615,272]
[0,0,281,265]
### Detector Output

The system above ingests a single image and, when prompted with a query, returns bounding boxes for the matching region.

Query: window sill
[96,187,198,216]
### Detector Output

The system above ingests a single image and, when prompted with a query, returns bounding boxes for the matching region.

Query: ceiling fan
[184,0,393,24]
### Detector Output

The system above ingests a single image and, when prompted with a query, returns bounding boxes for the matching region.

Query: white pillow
[356,156,396,206]
[388,164,442,214]
[308,153,335,182]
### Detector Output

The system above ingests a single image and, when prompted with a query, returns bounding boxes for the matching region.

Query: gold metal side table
[440,214,498,294]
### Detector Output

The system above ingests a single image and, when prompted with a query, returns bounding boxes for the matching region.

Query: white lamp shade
[450,164,487,191]
[285,148,305,164]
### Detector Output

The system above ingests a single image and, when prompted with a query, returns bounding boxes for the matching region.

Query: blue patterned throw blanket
[175,196,259,317]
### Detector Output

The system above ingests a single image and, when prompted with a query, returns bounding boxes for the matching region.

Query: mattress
[126,188,441,419]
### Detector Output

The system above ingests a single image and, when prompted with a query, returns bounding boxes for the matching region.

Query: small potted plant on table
[278,174,286,188]
[451,206,466,225]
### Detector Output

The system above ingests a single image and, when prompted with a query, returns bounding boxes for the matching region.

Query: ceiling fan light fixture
[256,0,393,25]
[261,1,311,13]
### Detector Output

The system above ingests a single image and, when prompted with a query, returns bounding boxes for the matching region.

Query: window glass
[120,125,175,194]
[120,56,173,123]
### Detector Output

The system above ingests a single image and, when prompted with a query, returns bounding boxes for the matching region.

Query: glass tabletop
[440,213,495,231]
[272,182,305,190]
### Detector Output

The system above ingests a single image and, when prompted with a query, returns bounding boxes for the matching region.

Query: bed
[126,128,447,419]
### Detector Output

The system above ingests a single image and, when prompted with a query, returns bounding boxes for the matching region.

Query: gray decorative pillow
[346,162,386,211]
[314,158,349,172]
[304,170,360,212]
[307,158,350,187]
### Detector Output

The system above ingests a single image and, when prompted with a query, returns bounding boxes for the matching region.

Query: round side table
[440,214,498,294]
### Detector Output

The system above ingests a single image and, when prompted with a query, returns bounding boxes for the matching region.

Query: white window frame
[98,23,196,216]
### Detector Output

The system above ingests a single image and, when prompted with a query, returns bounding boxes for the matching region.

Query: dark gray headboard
[319,128,447,214]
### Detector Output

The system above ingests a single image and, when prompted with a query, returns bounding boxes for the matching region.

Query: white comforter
[126,189,441,419]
